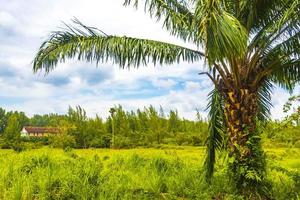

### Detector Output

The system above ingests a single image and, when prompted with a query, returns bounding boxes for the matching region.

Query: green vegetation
[0,103,299,151]
[0,105,208,149]
[0,97,299,199]
[2,114,21,149]
[31,0,300,197]
[0,147,299,200]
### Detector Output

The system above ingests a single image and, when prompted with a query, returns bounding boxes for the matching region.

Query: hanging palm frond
[204,88,225,181]
[257,80,273,121]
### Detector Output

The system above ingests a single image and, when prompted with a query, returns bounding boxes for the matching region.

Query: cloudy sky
[0,0,298,120]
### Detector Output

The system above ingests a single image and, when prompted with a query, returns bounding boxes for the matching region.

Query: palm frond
[193,0,247,65]
[246,0,300,91]
[236,0,291,32]
[204,88,225,181]
[258,28,300,91]
[123,0,195,41]
[270,59,300,91]
[248,0,300,53]
[257,80,273,121]
[264,31,300,62]
[33,20,204,73]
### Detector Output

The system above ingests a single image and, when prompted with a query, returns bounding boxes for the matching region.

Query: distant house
[20,126,60,137]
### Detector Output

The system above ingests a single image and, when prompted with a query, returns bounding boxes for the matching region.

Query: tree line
[0,105,208,150]
[0,101,299,151]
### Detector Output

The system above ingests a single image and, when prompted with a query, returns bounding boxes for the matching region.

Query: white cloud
[0,11,17,26]
[185,81,201,91]
[152,78,176,89]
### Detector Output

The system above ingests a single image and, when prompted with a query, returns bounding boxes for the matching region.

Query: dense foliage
[0,106,208,149]
[0,102,299,151]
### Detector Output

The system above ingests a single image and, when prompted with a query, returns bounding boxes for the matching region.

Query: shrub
[294,140,300,148]
[89,134,111,148]
[113,136,132,148]
[49,134,76,149]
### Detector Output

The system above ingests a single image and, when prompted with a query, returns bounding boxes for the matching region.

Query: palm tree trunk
[223,88,266,194]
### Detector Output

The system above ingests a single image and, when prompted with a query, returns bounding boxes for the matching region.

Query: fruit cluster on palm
[33,0,300,197]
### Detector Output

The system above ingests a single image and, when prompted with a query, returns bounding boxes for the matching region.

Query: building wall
[20,127,59,137]
[20,128,29,138]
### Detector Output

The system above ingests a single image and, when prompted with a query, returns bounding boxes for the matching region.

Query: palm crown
[33,0,300,195]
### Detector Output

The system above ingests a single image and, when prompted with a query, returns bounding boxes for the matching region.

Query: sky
[0,0,298,120]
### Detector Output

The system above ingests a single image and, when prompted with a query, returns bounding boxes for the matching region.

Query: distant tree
[30,114,51,126]
[115,105,131,136]
[168,110,180,134]
[195,109,208,136]
[3,114,21,145]
[127,111,140,133]
[109,107,116,148]
[159,106,165,119]
[67,106,89,148]
[137,108,149,133]
[158,106,168,143]
[148,106,161,143]
[6,111,29,128]
[196,109,203,122]
[106,116,113,134]
[283,95,300,126]
[0,108,7,134]
[86,115,108,148]
[59,119,76,135]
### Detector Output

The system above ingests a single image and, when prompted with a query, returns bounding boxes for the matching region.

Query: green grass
[0,146,299,200]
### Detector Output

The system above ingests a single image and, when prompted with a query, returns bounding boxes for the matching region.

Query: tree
[283,95,300,126]
[67,106,89,148]
[148,105,161,143]
[0,108,7,134]
[3,114,21,146]
[32,0,300,196]
[168,110,180,134]
[109,107,116,148]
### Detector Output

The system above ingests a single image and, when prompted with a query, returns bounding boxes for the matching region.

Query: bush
[49,134,76,149]
[11,142,26,152]
[294,140,300,148]
[0,139,26,152]
[21,137,49,145]
[175,133,186,145]
[189,134,204,146]
[89,134,111,148]
[0,139,11,149]
[270,170,298,199]
[113,136,132,148]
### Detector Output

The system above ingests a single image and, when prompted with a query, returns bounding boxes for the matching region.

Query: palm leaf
[204,88,225,181]
[193,0,248,65]
[257,80,273,121]
[123,0,195,41]
[270,59,300,91]
[33,19,204,73]
[248,0,300,53]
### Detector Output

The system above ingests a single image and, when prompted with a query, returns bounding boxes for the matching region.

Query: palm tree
[109,107,116,148]
[33,0,300,196]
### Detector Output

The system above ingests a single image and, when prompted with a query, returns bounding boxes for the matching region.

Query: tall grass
[0,147,299,199]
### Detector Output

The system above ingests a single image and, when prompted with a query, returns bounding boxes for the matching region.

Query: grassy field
[0,146,299,200]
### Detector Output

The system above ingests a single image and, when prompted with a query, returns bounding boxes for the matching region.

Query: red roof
[23,126,59,134]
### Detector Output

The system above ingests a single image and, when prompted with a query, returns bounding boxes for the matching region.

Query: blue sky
[0,0,299,119]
